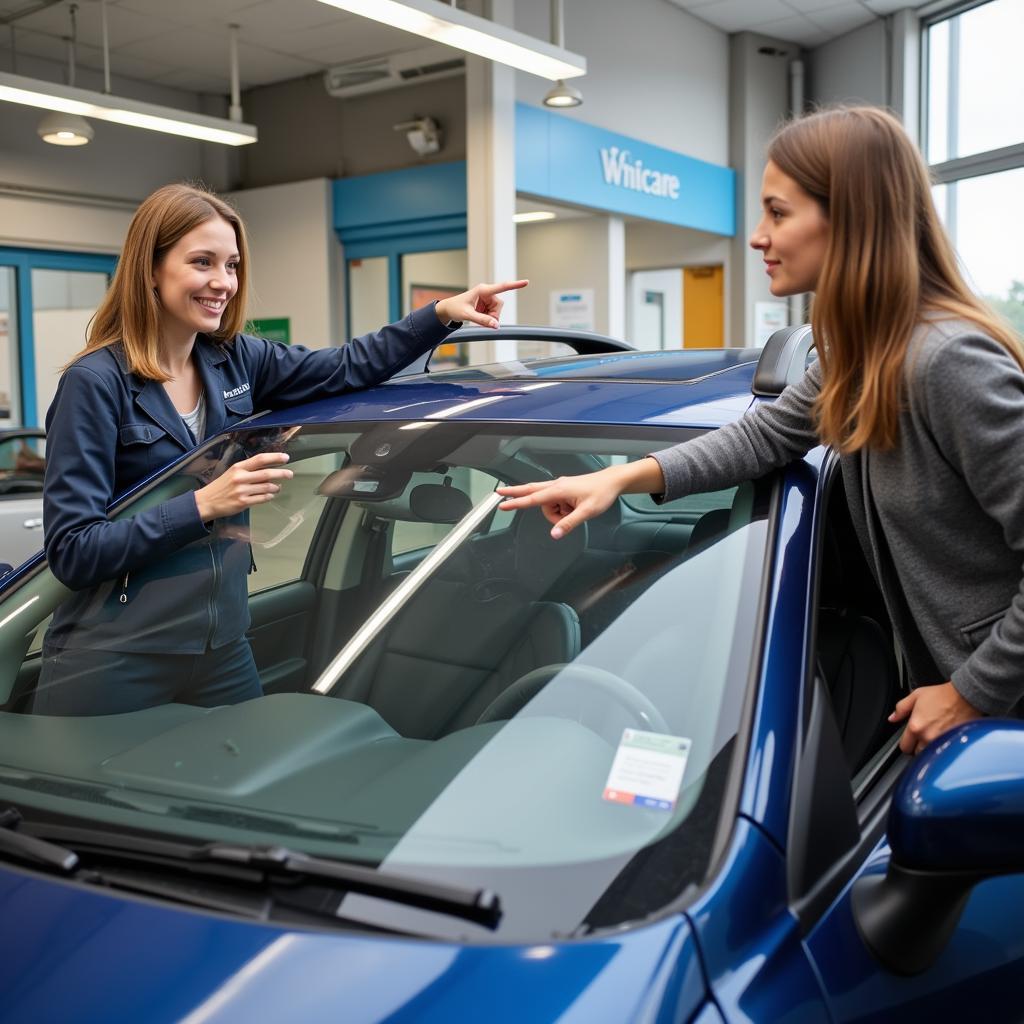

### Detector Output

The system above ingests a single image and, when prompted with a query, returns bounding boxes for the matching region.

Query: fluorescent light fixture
[314,0,586,81]
[0,71,257,146]
[513,210,557,223]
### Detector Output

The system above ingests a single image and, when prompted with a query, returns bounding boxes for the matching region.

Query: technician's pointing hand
[435,280,529,330]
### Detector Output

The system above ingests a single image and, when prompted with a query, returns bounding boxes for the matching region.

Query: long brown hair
[75,183,250,381]
[768,106,1024,452]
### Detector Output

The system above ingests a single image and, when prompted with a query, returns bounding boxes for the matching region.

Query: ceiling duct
[324,46,464,99]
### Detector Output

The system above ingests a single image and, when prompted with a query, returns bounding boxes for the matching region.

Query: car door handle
[22,518,43,529]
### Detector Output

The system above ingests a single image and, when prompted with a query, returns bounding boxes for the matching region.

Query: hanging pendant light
[542,0,582,108]
[39,3,93,147]
[37,109,93,145]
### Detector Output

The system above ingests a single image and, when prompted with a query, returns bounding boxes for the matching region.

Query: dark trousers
[32,636,263,716]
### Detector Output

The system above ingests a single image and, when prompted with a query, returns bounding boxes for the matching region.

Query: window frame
[920,0,1024,227]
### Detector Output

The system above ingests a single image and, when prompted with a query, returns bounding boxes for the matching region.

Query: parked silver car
[0,428,45,569]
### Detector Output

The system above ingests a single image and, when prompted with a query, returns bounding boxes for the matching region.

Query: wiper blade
[207,843,503,930]
[22,822,502,930]
[0,807,78,872]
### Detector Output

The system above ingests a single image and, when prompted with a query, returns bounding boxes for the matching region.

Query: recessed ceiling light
[513,211,557,223]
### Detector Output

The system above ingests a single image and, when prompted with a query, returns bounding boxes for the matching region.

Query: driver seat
[332,503,585,739]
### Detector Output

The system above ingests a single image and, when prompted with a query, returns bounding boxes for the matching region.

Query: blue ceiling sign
[515,103,735,237]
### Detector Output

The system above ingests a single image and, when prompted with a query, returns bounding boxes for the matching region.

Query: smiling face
[152,216,240,346]
[750,161,830,297]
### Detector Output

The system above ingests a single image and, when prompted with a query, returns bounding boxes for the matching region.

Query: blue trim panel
[0,247,117,427]
[333,162,468,233]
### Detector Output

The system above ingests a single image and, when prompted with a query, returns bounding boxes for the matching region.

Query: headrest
[687,507,731,553]
[410,483,472,523]
[512,507,587,594]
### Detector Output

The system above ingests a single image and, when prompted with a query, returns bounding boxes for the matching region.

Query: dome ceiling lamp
[38,3,92,145]
[543,0,582,108]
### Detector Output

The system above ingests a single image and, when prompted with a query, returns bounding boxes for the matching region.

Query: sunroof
[411,347,761,384]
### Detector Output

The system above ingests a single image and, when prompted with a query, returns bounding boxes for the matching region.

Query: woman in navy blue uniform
[35,182,525,715]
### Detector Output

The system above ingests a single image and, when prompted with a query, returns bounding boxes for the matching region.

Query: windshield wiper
[18,820,503,930]
[0,807,78,871]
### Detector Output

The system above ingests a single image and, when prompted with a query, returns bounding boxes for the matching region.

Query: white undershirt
[181,390,207,444]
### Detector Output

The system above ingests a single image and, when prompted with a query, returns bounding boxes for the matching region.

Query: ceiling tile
[863,0,915,12]
[805,5,877,34]
[116,29,321,88]
[688,0,796,33]
[115,0,268,25]
[8,2,176,50]
[149,68,237,93]
[781,0,860,13]
[750,13,824,45]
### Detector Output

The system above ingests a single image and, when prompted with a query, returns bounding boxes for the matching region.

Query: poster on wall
[247,317,291,344]
[753,301,789,348]
[549,289,596,332]
[411,284,465,366]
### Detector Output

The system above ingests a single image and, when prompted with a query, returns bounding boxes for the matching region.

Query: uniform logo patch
[223,383,251,399]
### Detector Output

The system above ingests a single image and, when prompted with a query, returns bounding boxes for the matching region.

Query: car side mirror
[852,720,1024,975]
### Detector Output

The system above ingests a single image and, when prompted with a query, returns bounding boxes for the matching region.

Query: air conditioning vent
[324,46,465,98]
[325,61,392,92]
[396,58,465,81]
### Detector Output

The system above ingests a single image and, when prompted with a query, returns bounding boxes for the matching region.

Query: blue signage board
[516,103,735,237]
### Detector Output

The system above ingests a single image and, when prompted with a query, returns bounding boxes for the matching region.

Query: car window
[0,434,45,499]
[0,421,774,943]
[246,452,338,593]
[391,467,511,556]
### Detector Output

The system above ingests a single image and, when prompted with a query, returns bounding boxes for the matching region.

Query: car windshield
[0,419,773,942]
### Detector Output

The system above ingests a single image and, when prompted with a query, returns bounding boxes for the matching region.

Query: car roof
[253,349,765,432]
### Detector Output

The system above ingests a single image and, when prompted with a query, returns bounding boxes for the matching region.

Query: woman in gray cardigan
[498,106,1024,757]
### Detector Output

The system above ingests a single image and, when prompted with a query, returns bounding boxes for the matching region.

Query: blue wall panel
[515,104,736,236]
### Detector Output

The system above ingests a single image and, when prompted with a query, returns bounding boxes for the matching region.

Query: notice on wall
[753,301,789,348]
[549,289,596,332]
[248,317,291,344]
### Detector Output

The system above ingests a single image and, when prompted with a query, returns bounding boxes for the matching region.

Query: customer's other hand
[435,280,528,329]
[889,681,982,755]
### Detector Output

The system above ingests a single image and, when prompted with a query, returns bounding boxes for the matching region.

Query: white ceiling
[0,0,923,95]
[667,0,917,47]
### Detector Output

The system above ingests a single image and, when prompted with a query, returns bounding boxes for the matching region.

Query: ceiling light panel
[314,0,586,81]
[0,71,257,145]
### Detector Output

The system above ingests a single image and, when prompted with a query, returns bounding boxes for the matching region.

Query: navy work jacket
[43,304,455,654]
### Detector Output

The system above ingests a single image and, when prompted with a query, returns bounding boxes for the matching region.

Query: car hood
[0,865,707,1024]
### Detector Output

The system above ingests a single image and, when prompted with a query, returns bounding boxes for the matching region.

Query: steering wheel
[476,662,670,735]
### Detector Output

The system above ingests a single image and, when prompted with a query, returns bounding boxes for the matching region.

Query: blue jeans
[32,636,263,716]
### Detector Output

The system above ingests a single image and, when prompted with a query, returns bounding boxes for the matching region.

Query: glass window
[348,257,390,339]
[0,268,20,425]
[926,0,1024,164]
[246,452,337,593]
[32,269,108,421]
[0,420,773,942]
[943,167,1024,321]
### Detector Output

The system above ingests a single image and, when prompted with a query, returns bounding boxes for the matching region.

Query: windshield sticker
[602,728,692,811]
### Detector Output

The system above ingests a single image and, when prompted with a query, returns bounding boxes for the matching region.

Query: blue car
[0,327,1021,1023]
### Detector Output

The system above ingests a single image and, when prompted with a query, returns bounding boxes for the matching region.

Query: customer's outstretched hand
[435,280,528,329]
[497,457,666,540]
